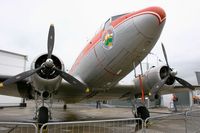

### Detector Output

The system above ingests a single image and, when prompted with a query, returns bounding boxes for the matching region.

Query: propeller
[54,67,89,91]
[161,43,169,68]
[47,24,55,59]
[150,43,194,99]
[0,24,89,92]
[2,66,43,86]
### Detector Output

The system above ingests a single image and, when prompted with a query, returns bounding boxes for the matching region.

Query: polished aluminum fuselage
[70,9,166,91]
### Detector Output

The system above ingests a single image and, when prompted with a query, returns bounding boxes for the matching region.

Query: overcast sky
[0,0,200,85]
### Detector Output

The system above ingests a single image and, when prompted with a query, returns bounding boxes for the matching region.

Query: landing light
[85,88,90,93]
[0,83,3,88]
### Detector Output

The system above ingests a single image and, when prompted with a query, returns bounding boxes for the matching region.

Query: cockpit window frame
[103,18,111,30]
[110,13,127,22]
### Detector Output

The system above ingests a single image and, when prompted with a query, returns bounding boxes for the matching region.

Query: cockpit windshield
[95,13,127,34]
[102,13,127,29]
[110,13,127,21]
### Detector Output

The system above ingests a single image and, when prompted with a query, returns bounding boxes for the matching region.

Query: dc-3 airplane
[0,6,195,124]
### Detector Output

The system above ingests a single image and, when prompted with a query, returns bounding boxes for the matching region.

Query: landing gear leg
[63,104,67,110]
[134,106,150,131]
[135,106,150,124]
[33,91,54,124]
[131,98,150,131]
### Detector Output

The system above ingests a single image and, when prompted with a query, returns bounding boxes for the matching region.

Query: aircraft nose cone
[148,6,166,22]
[133,6,166,38]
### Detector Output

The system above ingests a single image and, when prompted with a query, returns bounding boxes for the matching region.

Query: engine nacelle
[30,54,64,93]
[133,65,175,99]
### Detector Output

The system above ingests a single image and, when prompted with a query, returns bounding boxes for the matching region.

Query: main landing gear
[63,104,67,110]
[33,91,53,125]
[131,99,150,131]
[134,106,150,124]
[38,106,49,124]
[134,105,150,132]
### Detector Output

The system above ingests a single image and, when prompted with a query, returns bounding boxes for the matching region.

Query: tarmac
[0,101,200,133]
[0,101,174,122]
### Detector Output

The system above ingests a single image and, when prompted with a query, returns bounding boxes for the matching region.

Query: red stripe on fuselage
[70,7,166,74]
[70,30,103,73]
[112,6,166,28]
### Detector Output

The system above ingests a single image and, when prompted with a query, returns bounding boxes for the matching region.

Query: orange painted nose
[133,6,166,38]
[147,6,166,23]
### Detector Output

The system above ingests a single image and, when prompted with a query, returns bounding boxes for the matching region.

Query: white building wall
[161,94,173,108]
[0,50,27,104]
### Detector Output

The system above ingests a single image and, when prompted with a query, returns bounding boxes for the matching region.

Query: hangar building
[0,49,27,106]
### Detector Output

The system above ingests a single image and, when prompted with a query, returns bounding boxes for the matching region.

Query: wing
[0,75,32,98]
[2,72,199,103]
[77,83,137,102]
[82,83,200,102]
[54,80,89,103]
[160,85,200,95]
[0,74,86,102]
[53,82,135,103]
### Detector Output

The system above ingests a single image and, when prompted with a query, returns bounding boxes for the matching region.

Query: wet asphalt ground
[0,101,200,132]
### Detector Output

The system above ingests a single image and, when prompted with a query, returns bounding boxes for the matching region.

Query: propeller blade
[2,66,43,86]
[54,68,88,91]
[175,76,195,90]
[47,24,55,59]
[150,76,169,97]
[161,43,170,68]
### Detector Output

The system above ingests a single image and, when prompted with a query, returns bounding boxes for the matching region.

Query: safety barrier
[185,109,200,133]
[144,109,200,133]
[0,109,200,133]
[40,118,143,133]
[0,122,38,133]
[144,112,187,133]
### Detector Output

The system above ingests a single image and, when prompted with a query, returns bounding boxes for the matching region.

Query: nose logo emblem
[102,28,114,50]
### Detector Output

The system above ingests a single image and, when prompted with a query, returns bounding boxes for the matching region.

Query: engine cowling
[30,54,64,93]
[133,65,175,99]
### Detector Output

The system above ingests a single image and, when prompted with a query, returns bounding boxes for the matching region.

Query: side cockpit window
[95,18,111,34]
[103,18,111,30]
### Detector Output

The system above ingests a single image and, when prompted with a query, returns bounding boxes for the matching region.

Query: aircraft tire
[63,104,67,110]
[135,106,150,125]
[38,106,48,124]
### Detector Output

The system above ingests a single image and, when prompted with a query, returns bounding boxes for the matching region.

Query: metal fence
[40,118,143,133]
[0,122,38,133]
[39,109,200,133]
[186,109,200,133]
[144,109,200,133]
[0,109,200,133]
[144,112,187,133]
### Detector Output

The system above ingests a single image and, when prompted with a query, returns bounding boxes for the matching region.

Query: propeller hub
[170,69,177,76]
[45,58,54,68]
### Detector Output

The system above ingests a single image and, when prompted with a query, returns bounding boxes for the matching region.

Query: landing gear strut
[33,91,53,124]
[134,106,150,132]
[135,106,150,124]
[131,98,150,131]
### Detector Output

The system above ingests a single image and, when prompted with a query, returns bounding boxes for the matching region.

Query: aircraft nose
[133,6,166,38]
